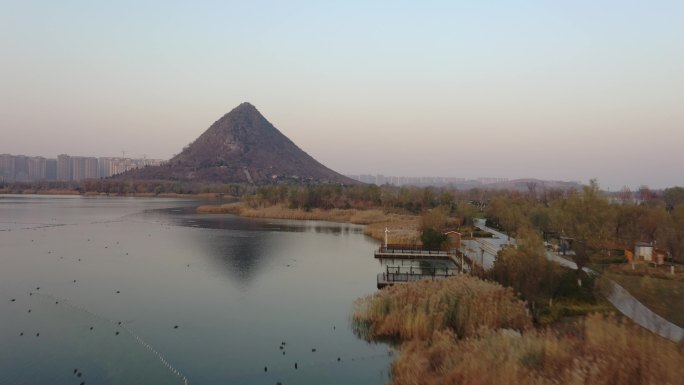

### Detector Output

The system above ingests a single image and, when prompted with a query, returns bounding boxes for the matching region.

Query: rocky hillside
[117,103,359,185]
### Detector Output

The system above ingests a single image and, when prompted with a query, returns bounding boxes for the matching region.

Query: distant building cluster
[346,174,509,187]
[0,153,165,182]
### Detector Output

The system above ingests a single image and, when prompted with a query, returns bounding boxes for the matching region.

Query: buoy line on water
[30,292,189,385]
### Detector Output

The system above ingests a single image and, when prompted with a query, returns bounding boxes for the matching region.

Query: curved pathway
[473,219,684,342]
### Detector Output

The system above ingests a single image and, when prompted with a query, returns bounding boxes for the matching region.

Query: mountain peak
[117,103,358,185]
[232,102,258,113]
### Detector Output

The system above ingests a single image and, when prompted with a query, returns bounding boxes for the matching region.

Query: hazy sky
[2,1,682,189]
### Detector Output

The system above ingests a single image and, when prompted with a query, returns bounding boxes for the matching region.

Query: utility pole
[384,227,390,249]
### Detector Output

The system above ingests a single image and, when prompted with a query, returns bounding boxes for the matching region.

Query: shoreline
[197,202,420,244]
[0,193,415,244]
[0,190,231,200]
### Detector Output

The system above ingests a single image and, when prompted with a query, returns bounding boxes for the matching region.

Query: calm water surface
[0,195,391,385]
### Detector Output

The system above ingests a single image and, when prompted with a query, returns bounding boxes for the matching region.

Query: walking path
[472,218,684,342]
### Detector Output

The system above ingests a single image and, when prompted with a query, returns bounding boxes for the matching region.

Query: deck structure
[374,244,455,261]
[376,265,458,288]
[374,244,464,288]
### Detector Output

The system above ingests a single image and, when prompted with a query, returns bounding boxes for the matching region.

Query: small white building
[634,242,654,262]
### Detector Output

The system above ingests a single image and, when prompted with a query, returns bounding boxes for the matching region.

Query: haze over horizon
[2,1,682,190]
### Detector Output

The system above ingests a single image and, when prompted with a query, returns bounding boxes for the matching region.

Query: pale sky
[1,1,682,190]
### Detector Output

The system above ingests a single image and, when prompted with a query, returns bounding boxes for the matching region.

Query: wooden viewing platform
[374,244,455,261]
[377,265,459,289]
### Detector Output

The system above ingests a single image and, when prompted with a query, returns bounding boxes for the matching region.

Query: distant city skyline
[347,174,511,187]
[2,1,683,190]
[0,152,164,182]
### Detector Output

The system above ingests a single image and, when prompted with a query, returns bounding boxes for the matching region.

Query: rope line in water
[31,292,189,385]
[28,292,391,383]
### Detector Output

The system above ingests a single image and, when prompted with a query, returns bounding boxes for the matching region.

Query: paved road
[472,218,684,342]
[607,281,684,341]
[465,219,514,269]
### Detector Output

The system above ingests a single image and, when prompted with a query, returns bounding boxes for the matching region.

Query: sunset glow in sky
[2,1,682,189]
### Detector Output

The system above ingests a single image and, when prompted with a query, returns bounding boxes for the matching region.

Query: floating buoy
[116,291,120,294]
[10,299,15,302]
[174,325,179,329]
[19,332,23,336]
[36,333,40,337]
[311,348,316,352]
[337,357,341,362]
[115,331,120,335]
[89,327,93,330]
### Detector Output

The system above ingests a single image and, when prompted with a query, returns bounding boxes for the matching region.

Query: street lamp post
[480,246,485,276]
[384,227,390,249]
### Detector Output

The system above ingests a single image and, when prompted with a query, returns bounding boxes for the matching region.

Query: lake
[0,195,391,385]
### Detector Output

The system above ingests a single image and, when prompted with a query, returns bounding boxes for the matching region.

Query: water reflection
[196,231,271,285]
[138,208,365,286]
[1,196,390,385]
[150,206,364,235]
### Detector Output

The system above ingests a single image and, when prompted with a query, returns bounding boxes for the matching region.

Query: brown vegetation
[354,276,683,385]
[353,275,532,340]
[197,203,419,243]
[391,314,684,385]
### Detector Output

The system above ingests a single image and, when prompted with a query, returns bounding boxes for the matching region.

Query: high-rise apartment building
[27,157,47,180]
[84,157,98,179]
[14,155,29,181]
[46,159,57,180]
[2,153,165,181]
[57,154,71,181]
[0,154,15,182]
[71,157,86,181]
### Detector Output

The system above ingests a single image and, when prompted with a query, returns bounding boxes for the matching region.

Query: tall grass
[362,216,419,245]
[197,203,420,243]
[391,313,684,385]
[353,275,532,340]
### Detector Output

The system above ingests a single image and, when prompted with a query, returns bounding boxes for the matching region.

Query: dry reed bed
[353,275,532,340]
[391,314,684,385]
[196,203,419,243]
